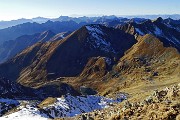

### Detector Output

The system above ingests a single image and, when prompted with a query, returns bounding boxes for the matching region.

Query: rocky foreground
[65,84,180,120]
[0,84,179,120]
[0,94,126,119]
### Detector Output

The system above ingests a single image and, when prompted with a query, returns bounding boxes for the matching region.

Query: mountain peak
[85,24,116,53]
[154,17,163,23]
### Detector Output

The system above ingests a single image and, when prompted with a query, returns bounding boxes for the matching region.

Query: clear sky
[0,0,179,21]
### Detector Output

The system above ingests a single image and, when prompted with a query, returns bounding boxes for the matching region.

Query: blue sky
[0,0,179,20]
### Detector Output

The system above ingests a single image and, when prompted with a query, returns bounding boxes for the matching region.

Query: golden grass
[38,97,57,108]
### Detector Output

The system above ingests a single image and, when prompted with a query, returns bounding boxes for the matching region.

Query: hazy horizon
[0,0,179,21]
[0,14,179,22]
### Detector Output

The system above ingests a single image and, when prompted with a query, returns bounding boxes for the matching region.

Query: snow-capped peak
[85,25,115,53]
[86,25,104,35]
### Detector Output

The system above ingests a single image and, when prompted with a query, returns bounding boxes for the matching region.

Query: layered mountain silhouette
[1,14,179,29]
[0,30,55,63]
[0,24,136,88]
[117,17,180,51]
[0,17,50,29]
[0,17,179,100]
[0,16,140,44]
[0,15,128,30]
[0,30,71,63]
[0,21,86,44]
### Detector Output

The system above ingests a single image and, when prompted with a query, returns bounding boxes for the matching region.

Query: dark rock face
[80,86,97,95]
[0,77,35,99]
[0,77,79,99]
[46,25,137,78]
[35,82,80,99]
[117,17,180,51]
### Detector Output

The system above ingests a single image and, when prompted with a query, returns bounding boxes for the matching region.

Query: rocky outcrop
[70,85,180,120]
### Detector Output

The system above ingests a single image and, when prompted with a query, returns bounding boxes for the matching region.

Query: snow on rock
[153,25,180,46]
[172,36,180,45]
[104,57,112,65]
[85,25,115,53]
[134,25,180,47]
[86,25,104,35]
[43,94,126,118]
[153,25,163,36]
[1,102,49,120]
[164,23,180,32]
[0,94,126,119]
[135,28,145,36]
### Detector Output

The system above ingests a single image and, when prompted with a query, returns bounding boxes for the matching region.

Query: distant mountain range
[0,17,179,63]
[0,30,56,63]
[1,15,179,44]
[0,20,86,44]
[0,14,179,30]
[122,14,180,20]
[0,15,125,29]
[0,17,50,29]
[0,30,71,63]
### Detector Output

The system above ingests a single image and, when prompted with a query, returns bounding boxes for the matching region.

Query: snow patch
[104,57,112,65]
[164,23,180,32]
[1,102,48,120]
[135,28,145,35]
[86,25,104,35]
[86,25,115,53]
[171,36,180,45]
[43,94,126,118]
[153,26,163,36]
[0,94,126,119]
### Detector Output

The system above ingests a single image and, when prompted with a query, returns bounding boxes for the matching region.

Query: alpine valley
[0,16,179,120]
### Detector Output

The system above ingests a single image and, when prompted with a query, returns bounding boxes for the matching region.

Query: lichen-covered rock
[68,84,180,120]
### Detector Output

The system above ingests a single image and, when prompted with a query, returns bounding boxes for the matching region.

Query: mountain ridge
[117,17,180,51]
[0,30,56,63]
[0,17,179,119]
[0,14,179,29]
[0,24,136,88]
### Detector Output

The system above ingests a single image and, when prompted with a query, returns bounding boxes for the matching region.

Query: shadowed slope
[0,25,137,88]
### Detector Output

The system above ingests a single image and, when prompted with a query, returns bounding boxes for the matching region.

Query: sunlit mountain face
[0,0,179,119]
